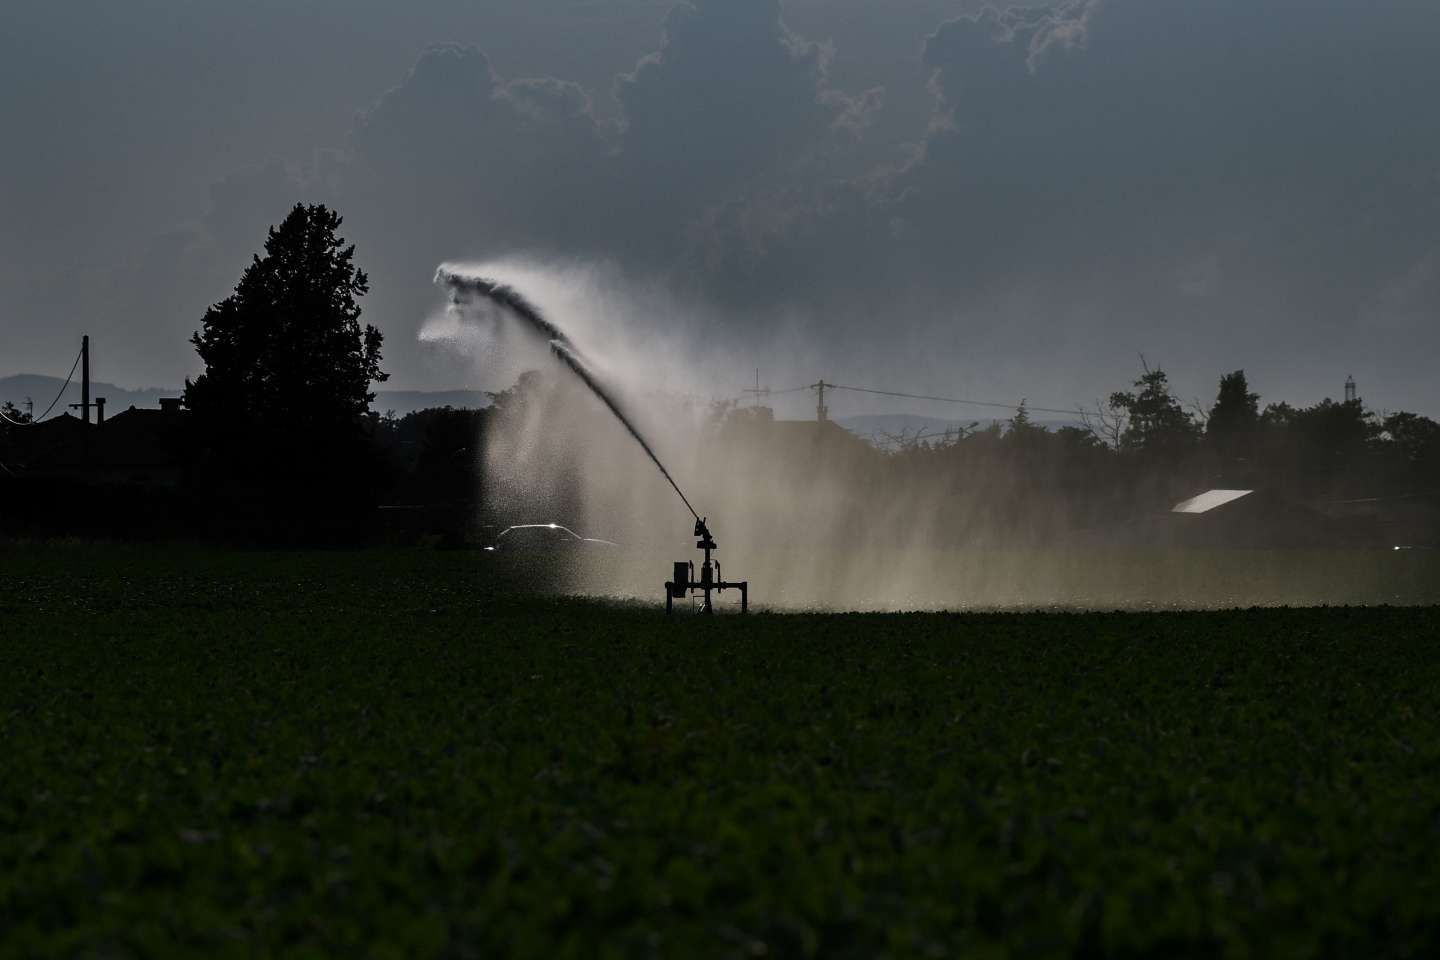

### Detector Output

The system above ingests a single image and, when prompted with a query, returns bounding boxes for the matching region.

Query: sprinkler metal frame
[665,517,748,614]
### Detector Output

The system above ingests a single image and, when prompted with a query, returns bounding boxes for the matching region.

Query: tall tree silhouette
[186,204,385,429]
[1382,412,1440,481]
[1206,370,1260,462]
[184,204,387,540]
[1109,367,1199,460]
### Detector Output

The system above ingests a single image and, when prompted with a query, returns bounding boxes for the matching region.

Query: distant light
[1172,489,1254,514]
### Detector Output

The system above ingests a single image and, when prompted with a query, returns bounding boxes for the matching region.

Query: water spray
[436,266,749,614]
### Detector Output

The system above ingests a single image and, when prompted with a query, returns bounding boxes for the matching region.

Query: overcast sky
[3,0,1438,417]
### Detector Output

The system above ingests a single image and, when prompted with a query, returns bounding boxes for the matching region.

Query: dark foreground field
[3,546,1440,957]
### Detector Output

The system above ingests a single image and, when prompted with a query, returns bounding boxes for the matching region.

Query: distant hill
[837,413,978,440]
[0,375,175,417]
[371,390,489,416]
[1,374,488,420]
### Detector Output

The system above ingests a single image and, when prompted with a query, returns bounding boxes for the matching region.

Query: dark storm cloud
[338,43,614,360]
[601,0,885,283]
[0,0,670,383]
[685,0,1440,407]
[349,43,607,249]
[333,0,875,350]
[5,0,1440,413]
[336,0,874,273]
[893,0,1440,356]
[615,0,871,215]
[103,160,313,380]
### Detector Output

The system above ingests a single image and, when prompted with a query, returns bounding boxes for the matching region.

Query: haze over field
[4,0,1439,418]
[417,260,1436,611]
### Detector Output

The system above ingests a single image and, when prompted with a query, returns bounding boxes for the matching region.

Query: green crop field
[3,544,1440,957]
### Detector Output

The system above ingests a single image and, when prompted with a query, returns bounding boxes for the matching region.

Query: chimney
[95,397,106,424]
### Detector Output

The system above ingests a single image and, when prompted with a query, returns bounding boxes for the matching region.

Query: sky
[3,0,1438,418]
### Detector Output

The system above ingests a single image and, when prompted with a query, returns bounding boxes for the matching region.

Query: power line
[2,346,84,426]
[826,384,1081,418]
[736,378,1087,419]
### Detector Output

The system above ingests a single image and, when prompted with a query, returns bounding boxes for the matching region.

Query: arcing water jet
[435,266,749,613]
[437,266,701,522]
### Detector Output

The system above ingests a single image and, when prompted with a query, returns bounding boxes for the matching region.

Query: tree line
[3,202,1435,545]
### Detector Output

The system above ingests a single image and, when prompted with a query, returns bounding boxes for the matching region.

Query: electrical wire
[3,347,84,426]
[730,384,813,403]
[1325,492,1440,505]
[34,348,83,421]
[739,380,1083,416]
[827,384,1081,417]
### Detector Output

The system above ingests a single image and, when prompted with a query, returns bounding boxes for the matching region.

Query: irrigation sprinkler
[665,517,748,615]
[435,271,750,614]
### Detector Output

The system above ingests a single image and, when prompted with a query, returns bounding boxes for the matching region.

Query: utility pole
[69,335,92,423]
[82,335,90,424]
[814,379,829,423]
[742,369,770,408]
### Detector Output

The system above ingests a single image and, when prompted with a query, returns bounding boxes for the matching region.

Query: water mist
[435,266,702,523]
